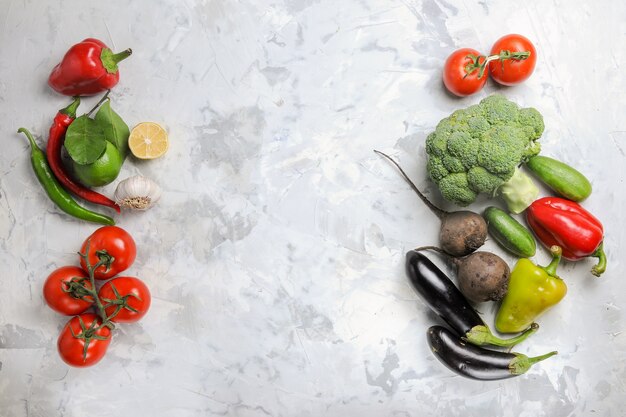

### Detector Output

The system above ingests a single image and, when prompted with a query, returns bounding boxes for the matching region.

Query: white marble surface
[1,0,625,416]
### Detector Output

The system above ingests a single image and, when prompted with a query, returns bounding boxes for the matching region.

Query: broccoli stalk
[497,167,539,214]
[425,95,544,212]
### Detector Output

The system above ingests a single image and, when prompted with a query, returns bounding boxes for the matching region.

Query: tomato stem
[99,282,141,321]
[465,49,531,79]
[69,314,110,364]
[63,240,118,363]
[62,276,94,302]
[77,240,116,332]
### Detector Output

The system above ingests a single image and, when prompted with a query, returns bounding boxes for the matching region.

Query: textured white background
[0,0,625,416]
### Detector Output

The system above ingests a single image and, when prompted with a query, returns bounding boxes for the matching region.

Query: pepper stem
[17,128,38,150]
[60,97,81,118]
[591,242,607,277]
[509,350,558,375]
[100,48,133,74]
[111,48,132,64]
[464,322,539,348]
[540,245,562,277]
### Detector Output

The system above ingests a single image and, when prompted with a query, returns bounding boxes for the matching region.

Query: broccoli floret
[438,173,477,206]
[425,132,447,158]
[522,139,541,161]
[467,166,504,194]
[424,94,543,211]
[427,156,448,183]
[463,104,484,119]
[434,118,457,139]
[445,109,471,132]
[467,115,490,139]
[442,154,466,174]
[480,94,520,124]
[447,131,479,170]
[518,107,545,140]
[478,125,527,175]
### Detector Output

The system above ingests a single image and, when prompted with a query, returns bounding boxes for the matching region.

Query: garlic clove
[114,175,162,210]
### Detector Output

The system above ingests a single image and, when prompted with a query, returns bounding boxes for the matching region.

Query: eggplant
[405,250,537,347]
[427,326,557,380]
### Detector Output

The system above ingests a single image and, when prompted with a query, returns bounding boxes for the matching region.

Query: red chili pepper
[46,97,120,213]
[48,38,132,96]
[526,196,606,276]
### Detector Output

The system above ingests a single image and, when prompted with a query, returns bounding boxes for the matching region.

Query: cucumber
[483,206,536,258]
[526,155,592,201]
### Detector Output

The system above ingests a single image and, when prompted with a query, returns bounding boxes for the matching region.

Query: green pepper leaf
[95,99,130,158]
[64,115,107,165]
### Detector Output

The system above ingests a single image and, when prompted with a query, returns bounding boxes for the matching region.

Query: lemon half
[128,122,169,159]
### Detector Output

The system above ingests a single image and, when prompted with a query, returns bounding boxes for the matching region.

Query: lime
[72,141,123,187]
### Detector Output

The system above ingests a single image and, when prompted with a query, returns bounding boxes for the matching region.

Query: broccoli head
[425,95,543,212]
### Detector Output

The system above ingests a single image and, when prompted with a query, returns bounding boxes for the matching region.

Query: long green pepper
[17,128,114,226]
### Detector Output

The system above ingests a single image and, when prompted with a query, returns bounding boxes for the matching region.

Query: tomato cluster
[43,226,151,367]
[443,34,537,97]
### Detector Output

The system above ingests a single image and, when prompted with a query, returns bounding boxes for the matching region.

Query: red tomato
[443,48,488,97]
[43,266,94,315]
[57,313,111,367]
[80,226,136,280]
[488,34,537,86]
[98,277,151,323]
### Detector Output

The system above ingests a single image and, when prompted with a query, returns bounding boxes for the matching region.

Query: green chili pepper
[17,128,115,226]
[495,246,566,333]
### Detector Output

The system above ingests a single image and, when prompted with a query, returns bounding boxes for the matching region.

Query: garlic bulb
[114,175,161,210]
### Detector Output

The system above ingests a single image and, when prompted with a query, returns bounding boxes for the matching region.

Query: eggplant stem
[509,350,558,375]
[464,323,539,348]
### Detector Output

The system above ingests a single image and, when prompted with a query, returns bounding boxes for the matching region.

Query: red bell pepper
[526,197,606,276]
[48,38,132,96]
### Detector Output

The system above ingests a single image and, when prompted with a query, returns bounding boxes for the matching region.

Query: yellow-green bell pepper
[496,246,566,333]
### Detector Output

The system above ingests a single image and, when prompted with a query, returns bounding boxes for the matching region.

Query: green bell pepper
[496,246,567,333]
